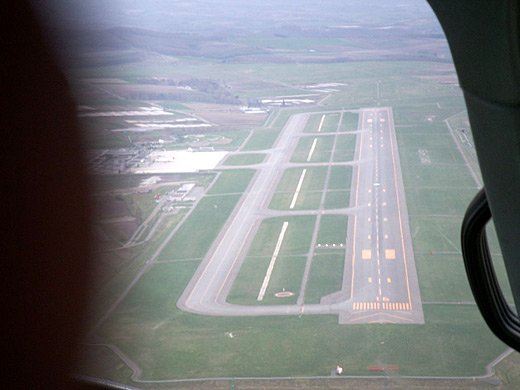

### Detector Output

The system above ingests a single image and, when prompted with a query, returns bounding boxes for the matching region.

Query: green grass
[328,165,353,190]
[333,134,356,162]
[290,135,334,163]
[324,190,350,209]
[269,191,322,210]
[340,112,360,132]
[227,256,306,305]
[246,216,316,258]
[305,253,345,303]
[401,162,477,189]
[223,153,266,166]
[274,167,327,193]
[96,276,509,379]
[409,216,462,253]
[303,114,323,133]
[241,129,280,151]
[322,113,341,132]
[399,146,466,165]
[158,195,241,260]
[415,253,473,302]
[207,169,255,194]
[316,215,348,245]
[405,187,477,216]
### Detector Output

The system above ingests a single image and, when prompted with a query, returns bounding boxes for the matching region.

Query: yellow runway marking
[368,277,373,283]
[385,249,396,259]
[362,249,372,259]
[383,217,388,222]
[387,277,392,283]
[368,234,371,239]
[384,234,389,239]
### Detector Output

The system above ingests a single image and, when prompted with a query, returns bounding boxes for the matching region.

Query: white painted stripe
[257,221,289,301]
[289,169,307,209]
[306,138,318,161]
[317,114,326,132]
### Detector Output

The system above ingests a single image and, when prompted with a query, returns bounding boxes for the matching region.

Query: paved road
[178,108,423,324]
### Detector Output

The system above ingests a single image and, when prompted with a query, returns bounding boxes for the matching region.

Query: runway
[177,107,424,324]
[339,108,423,324]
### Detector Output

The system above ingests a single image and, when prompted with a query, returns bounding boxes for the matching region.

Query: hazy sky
[33,0,439,34]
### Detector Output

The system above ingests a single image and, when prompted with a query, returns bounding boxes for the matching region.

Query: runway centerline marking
[289,169,307,209]
[257,221,289,301]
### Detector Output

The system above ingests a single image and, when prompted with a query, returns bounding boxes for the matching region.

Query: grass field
[332,134,356,162]
[305,253,345,303]
[273,167,328,193]
[242,129,281,151]
[223,153,266,166]
[245,216,316,258]
[227,256,306,305]
[327,166,353,190]
[340,112,360,132]
[228,215,317,305]
[302,113,341,133]
[207,169,256,194]
[94,261,508,380]
[316,215,348,246]
[324,190,350,209]
[157,195,241,261]
[290,136,335,163]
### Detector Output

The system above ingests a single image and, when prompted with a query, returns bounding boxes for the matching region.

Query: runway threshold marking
[317,114,326,132]
[289,169,307,209]
[307,138,318,161]
[257,221,289,301]
[353,302,412,312]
